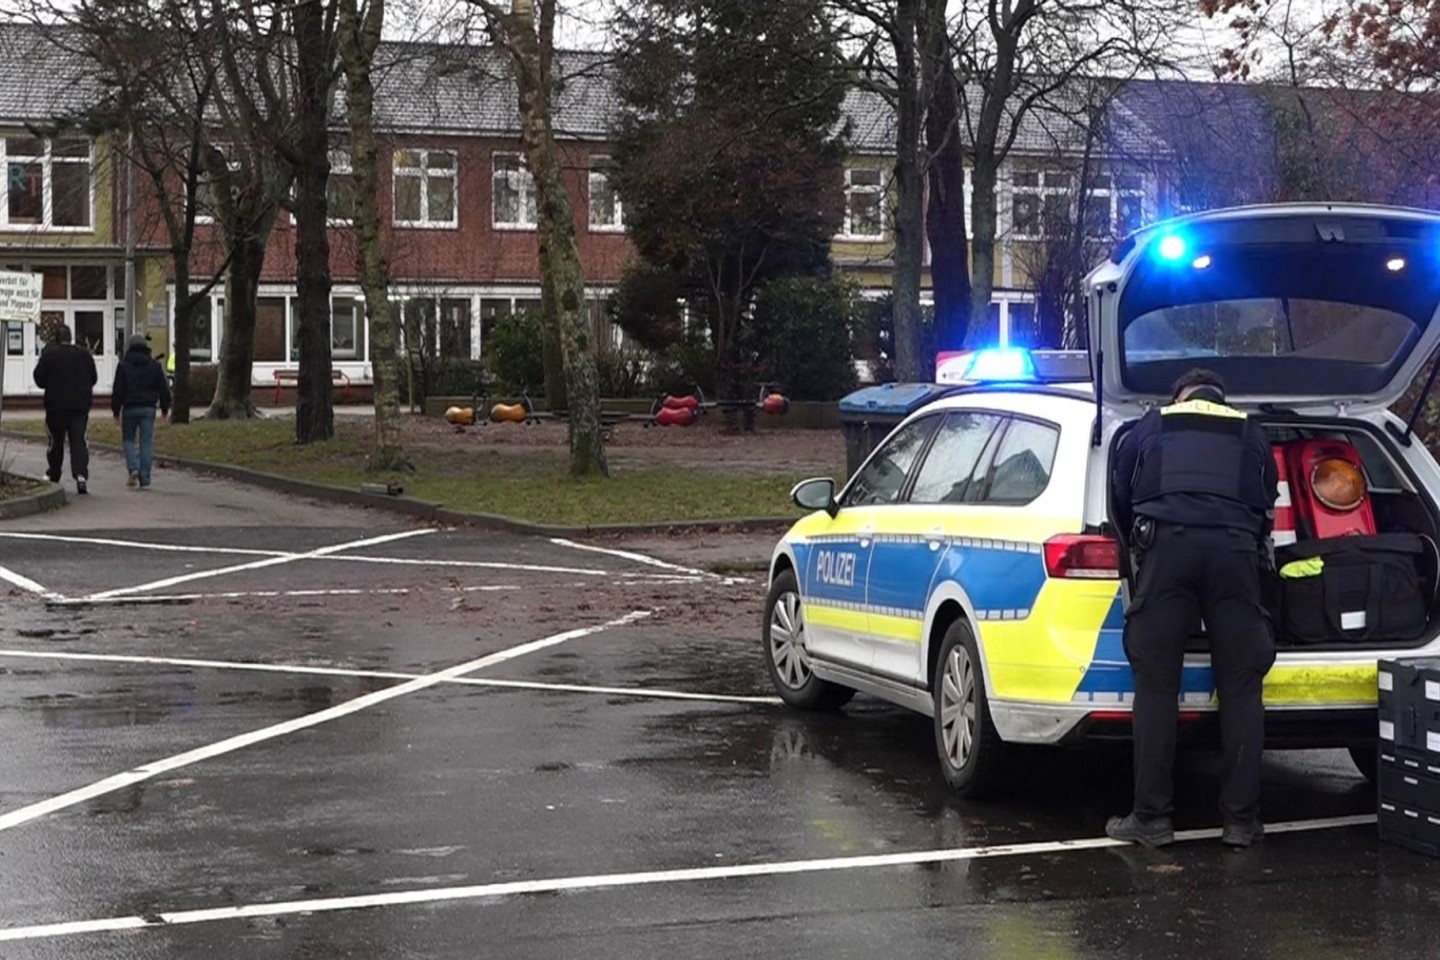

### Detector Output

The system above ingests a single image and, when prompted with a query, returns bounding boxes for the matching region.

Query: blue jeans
[121,407,156,485]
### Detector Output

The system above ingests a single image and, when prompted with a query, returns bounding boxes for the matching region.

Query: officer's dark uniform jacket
[1112,396,1278,540]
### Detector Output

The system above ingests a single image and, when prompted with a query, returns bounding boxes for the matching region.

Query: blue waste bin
[838,382,956,479]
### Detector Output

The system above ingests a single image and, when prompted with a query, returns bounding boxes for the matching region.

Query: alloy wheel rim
[940,646,977,769]
[769,591,811,690]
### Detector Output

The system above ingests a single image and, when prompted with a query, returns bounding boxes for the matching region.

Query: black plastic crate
[1377,658,1440,755]
[1378,799,1440,858]
[1379,748,1440,813]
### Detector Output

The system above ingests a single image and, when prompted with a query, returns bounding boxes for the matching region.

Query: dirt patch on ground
[0,471,44,502]
[401,415,846,477]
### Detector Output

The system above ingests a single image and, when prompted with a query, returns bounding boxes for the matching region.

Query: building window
[328,148,356,224]
[393,149,457,227]
[193,145,238,225]
[1011,169,1071,240]
[588,156,623,232]
[841,167,885,239]
[332,296,363,360]
[1,135,92,229]
[493,154,537,229]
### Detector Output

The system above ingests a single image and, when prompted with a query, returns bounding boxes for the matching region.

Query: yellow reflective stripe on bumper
[1262,663,1378,706]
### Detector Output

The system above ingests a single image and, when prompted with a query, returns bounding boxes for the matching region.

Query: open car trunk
[1086,205,1440,652]
[1108,415,1440,652]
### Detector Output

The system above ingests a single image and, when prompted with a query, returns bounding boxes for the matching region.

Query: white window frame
[492,152,538,230]
[588,155,624,233]
[288,148,357,228]
[1009,168,1072,241]
[393,148,458,229]
[0,134,95,232]
[839,166,886,241]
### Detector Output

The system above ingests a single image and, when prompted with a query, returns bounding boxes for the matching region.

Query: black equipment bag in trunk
[1274,533,1437,645]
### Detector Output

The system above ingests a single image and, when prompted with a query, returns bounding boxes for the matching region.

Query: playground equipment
[444,374,791,436]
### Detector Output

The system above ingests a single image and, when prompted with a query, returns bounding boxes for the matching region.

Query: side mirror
[791,477,838,518]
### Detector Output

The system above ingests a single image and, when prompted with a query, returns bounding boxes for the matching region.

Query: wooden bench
[273,368,352,405]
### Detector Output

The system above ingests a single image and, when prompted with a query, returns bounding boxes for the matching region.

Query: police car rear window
[1116,242,1440,397]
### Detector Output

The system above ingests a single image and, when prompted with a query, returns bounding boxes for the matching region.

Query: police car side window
[907,412,1004,505]
[984,418,1060,504]
[843,415,940,507]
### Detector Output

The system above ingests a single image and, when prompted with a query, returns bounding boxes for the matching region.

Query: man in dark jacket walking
[112,334,171,489]
[32,323,97,494]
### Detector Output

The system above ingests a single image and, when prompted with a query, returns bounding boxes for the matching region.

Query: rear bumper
[990,699,1377,749]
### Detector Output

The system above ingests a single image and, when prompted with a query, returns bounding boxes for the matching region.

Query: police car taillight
[1043,535,1121,579]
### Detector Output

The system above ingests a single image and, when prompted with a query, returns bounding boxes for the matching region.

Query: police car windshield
[1116,241,1440,398]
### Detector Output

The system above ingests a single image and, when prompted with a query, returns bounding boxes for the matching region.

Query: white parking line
[0,647,780,706]
[0,813,1378,943]
[0,564,63,602]
[551,537,753,584]
[0,531,287,558]
[43,578,705,606]
[0,610,652,834]
[82,529,436,601]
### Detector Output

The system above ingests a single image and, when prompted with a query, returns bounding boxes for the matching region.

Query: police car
[764,203,1440,797]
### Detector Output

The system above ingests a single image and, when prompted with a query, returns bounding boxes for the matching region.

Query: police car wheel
[763,569,854,711]
[933,620,1004,797]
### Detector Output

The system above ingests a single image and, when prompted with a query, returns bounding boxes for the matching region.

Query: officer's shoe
[1221,820,1264,848]
[1105,812,1175,848]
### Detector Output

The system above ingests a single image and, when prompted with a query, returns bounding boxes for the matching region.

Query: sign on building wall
[0,270,42,324]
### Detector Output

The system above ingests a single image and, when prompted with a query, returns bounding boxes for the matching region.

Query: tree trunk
[172,260,193,423]
[925,52,971,354]
[967,156,1000,346]
[339,0,408,472]
[890,0,925,381]
[293,0,336,444]
[539,280,567,411]
[501,0,607,477]
[207,236,263,419]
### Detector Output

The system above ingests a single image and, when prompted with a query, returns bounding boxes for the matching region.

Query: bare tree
[950,0,1185,346]
[463,0,607,478]
[834,0,950,381]
[337,0,409,470]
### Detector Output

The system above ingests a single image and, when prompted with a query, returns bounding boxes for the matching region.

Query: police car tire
[763,569,855,711]
[932,619,1005,797]
[1347,744,1379,784]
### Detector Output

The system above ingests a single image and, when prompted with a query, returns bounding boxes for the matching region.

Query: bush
[637,337,716,397]
[748,276,861,401]
[184,363,218,405]
[484,310,546,396]
[595,342,650,398]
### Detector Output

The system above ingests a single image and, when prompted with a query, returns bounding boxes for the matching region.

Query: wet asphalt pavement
[0,508,1436,958]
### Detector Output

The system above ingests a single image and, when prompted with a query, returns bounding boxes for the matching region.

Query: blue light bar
[961,347,1036,382]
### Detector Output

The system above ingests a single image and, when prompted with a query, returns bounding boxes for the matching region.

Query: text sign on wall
[0,270,42,324]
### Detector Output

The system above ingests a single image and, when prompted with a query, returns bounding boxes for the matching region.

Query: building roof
[0,19,1261,162]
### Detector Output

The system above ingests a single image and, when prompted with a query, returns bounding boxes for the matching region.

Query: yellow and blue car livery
[769,374,1395,753]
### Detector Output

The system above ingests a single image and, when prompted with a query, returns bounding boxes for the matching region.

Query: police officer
[1106,368,1278,849]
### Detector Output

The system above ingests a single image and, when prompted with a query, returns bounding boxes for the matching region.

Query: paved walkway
[1,434,378,532]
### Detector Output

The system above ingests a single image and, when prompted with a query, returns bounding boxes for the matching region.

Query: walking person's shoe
[1106,812,1176,848]
[127,472,140,488]
[75,477,87,496]
[1221,820,1264,848]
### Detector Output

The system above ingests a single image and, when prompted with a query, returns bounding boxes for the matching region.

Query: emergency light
[959,347,1036,382]
[1156,233,1187,261]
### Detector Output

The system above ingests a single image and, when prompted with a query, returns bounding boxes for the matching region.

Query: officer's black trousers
[1123,523,1277,825]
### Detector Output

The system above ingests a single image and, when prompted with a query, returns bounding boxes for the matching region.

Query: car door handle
[926,526,946,551]
[858,526,873,548]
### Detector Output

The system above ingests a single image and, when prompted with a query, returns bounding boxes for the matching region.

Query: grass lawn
[5,414,842,525]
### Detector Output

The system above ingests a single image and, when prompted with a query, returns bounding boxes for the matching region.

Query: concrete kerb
[24,436,797,537]
[0,474,65,520]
